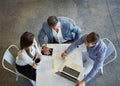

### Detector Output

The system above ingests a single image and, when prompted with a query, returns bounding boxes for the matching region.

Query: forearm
[84,60,103,82]
[65,40,79,54]
[38,27,47,46]
[38,35,45,46]
[65,37,84,54]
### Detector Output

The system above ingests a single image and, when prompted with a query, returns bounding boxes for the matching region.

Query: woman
[16,31,42,81]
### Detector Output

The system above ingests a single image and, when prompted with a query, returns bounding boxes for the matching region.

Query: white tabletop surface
[36,44,85,86]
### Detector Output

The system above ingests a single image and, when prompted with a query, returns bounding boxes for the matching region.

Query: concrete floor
[0,0,120,86]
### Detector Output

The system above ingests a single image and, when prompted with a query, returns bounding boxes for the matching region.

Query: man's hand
[42,45,50,55]
[61,51,68,59]
[76,80,86,86]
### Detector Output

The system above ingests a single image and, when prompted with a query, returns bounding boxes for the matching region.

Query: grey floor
[0,0,120,86]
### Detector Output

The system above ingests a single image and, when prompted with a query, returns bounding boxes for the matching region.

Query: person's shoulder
[99,39,107,48]
[41,21,50,30]
[19,49,27,56]
[42,21,48,27]
[17,50,24,58]
[81,34,87,39]
[96,39,107,51]
[77,34,87,42]
[98,39,105,46]
[59,18,71,25]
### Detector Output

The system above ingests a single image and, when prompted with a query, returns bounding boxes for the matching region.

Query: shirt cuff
[84,76,91,82]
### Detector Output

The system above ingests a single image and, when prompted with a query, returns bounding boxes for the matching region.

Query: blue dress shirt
[65,35,107,82]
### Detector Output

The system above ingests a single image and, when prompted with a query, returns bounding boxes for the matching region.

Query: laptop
[56,59,84,83]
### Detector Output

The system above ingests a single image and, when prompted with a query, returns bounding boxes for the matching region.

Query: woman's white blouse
[16,40,41,66]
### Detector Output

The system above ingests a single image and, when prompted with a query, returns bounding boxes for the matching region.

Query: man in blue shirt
[38,16,81,55]
[61,32,107,86]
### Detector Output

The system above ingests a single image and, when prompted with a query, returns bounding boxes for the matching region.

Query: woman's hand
[32,62,37,69]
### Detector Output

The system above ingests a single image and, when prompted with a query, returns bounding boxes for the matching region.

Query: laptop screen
[63,66,80,78]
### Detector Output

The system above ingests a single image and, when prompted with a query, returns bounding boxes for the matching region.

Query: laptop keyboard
[63,66,80,77]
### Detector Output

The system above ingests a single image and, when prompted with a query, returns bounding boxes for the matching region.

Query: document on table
[37,56,64,72]
[37,56,53,72]
[37,71,76,86]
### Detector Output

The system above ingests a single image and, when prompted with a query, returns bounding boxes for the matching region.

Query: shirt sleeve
[38,22,47,46]
[65,35,87,54]
[84,47,107,82]
[69,23,81,41]
[84,59,103,82]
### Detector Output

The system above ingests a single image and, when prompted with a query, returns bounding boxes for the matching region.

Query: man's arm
[65,35,86,54]
[70,23,81,41]
[38,23,47,46]
[84,48,107,82]
[84,59,104,82]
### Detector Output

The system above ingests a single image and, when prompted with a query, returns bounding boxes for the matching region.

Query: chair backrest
[2,45,36,86]
[102,38,117,66]
[58,16,76,25]
[2,45,19,74]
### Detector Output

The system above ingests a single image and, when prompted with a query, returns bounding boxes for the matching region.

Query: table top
[36,44,85,86]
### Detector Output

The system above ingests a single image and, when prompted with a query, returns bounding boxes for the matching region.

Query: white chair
[100,38,117,74]
[83,38,117,76]
[2,44,36,86]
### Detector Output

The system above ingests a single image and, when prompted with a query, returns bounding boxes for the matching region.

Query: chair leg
[16,71,19,81]
[30,80,36,86]
[16,74,19,81]
[100,67,103,75]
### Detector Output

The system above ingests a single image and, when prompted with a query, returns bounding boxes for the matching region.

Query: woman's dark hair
[20,32,34,49]
[86,32,100,44]
[47,16,58,27]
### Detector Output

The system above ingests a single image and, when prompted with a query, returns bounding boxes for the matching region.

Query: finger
[43,51,48,55]
[76,83,79,86]
[61,54,65,58]
[61,53,64,58]
[44,51,50,55]
[46,47,50,51]
[46,48,50,53]
[46,52,50,55]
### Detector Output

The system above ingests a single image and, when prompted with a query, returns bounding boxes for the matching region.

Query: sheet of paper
[36,71,76,86]
[37,56,53,72]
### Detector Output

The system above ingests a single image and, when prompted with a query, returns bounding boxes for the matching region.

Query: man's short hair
[86,32,100,44]
[47,16,58,27]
